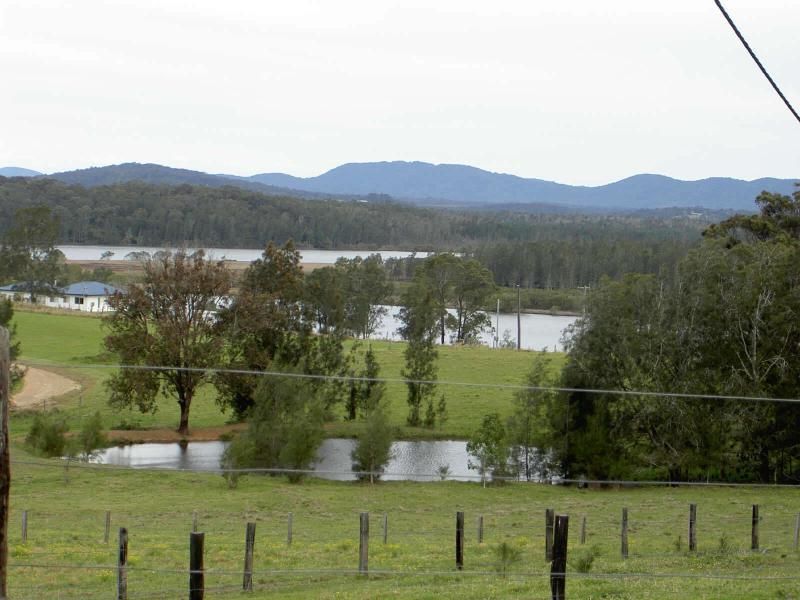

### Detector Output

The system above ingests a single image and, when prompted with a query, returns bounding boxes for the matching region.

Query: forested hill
[45,163,321,200]
[0,176,705,250]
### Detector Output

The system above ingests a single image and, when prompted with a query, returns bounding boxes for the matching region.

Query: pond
[97,439,477,481]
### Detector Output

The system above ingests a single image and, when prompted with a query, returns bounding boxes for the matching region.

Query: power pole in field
[516,284,521,350]
[577,285,590,316]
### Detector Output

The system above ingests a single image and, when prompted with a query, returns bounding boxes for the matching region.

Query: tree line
[478,186,800,484]
[0,176,708,288]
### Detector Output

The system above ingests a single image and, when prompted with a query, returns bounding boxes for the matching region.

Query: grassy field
[10,307,561,440]
[6,308,800,598]
[6,454,800,599]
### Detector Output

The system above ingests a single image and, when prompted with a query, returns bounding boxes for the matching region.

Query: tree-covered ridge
[0,176,708,286]
[0,177,459,249]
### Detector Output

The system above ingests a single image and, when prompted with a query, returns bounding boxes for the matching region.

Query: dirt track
[11,367,80,410]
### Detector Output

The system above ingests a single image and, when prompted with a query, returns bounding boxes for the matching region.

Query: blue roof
[60,281,121,296]
[0,281,121,296]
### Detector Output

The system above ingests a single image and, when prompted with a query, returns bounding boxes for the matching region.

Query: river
[373,306,575,352]
[57,245,426,263]
[58,244,578,350]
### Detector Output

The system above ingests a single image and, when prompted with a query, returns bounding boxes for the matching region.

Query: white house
[0,281,121,313]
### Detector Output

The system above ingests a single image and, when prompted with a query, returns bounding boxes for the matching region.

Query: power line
[13,458,800,488]
[713,0,800,125]
[21,360,800,405]
[6,562,800,581]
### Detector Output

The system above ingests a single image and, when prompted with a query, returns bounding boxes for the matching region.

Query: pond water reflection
[98,439,478,481]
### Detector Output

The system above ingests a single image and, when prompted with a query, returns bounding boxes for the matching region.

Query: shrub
[570,547,600,573]
[220,435,255,489]
[26,413,68,457]
[351,405,394,483]
[493,542,522,577]
[72,411,107,461]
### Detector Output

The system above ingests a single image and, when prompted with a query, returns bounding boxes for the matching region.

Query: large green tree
[1,206,62,301]
[221,374,325,483]
[447,258,495,343]
[467,413,510,486]
[339,254,393,339]
[507,352,561,481]
[413,254,495,344]
[398,277,440,427]
[559,185,800,482]
[304,255,393,339]
[104,250,232,434]
[215,241,312,418]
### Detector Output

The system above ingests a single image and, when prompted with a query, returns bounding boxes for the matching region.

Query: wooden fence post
[104,511,112,544]
[287,512,293,546]
[242,522,256,591]
[21,510,27,543]
[688,504,697,552]
[793,513,800,551]
[117,527,128,600]
[478,515,484,544]
[751,505,759,551]
[545,508,555,561]
[456,511,465,570]
[580,516,586,545]
[359,513,369,575]
[0,328,8,600]
[190,532,205,600]
[550,515,569,600]
[382,514,388,545]
[621,508,629,559]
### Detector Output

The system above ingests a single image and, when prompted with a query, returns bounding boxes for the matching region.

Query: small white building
[0,280,121,313]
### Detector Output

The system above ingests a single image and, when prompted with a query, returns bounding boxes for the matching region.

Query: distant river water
[58,245,578,350]
[57,245,426,263]
[374,306,576,352]
[98,439,475,481]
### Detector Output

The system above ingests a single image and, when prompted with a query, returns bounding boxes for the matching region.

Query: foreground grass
[11,308,561,440]
[8,308,800,598]
[7,451,800,599]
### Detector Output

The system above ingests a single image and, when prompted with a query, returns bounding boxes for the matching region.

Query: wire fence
[6,458,800,598]
[22,359,800,405]
[9,359,800,596]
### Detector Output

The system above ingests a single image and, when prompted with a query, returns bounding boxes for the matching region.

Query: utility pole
[516,284,521,350]
[577,285,590,316]
[495,298,500,348]
[0,327,10,599]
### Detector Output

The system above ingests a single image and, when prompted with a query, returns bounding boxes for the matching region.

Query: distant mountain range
[1,161,796,211]
[0,167,42,177]
[247,162,797,211]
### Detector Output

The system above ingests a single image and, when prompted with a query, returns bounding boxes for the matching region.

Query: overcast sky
[0,0,797,185]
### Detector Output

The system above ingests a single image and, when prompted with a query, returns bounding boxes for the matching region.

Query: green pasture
[10,308,561,440]
[6,454,800,599]
[6,309,800,599]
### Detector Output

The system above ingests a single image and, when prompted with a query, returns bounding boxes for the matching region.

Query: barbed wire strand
[21,359,800,405]
[7,562,800,581]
